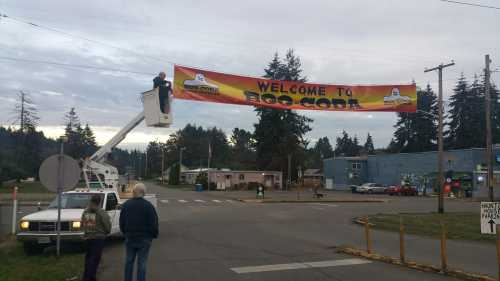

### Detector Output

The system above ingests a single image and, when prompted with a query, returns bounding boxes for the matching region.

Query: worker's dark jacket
[153,76,167,88]
[119,197,158,239]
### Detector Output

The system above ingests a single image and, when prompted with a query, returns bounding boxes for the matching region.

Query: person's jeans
[83,239,105,281]
[124,237,152,281]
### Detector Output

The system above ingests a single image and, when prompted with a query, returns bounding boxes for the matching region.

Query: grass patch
[0,182,52,194]
[366,212,495,243]
[0,237,84,281]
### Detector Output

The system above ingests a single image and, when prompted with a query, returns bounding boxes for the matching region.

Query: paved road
[97,183,489,281]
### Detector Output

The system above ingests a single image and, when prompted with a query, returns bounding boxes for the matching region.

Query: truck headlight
[20,221,29,230]
[72,221,81,230]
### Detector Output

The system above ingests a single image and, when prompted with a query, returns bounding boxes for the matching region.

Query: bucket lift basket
[142,86,173,127]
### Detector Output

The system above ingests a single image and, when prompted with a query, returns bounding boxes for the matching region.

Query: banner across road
[173,65,417,112]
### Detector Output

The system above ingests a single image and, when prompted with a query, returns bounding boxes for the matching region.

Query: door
[224,175,231,190]
[105,193,120,234]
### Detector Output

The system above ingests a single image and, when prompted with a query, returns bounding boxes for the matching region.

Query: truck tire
[23,242,44,255]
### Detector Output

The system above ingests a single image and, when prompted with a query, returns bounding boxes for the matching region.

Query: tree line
[2,50,496,185]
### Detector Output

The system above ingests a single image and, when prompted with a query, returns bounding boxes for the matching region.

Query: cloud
[0,0,499,149]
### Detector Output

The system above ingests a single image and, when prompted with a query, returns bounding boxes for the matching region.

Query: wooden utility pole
[425,61,455,214]
[485,54,494,201]
[161,147,165,184]
[287,153,292,191]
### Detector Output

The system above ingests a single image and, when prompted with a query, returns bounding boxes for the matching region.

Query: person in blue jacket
[120,183,158,281]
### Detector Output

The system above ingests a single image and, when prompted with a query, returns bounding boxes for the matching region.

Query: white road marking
[160,199,169,204]
[226,200,235,203]
[230,258,371,274]
[178,199,188,203]
[314,203,338,207]
[194,199,206,203]
[212,200,222,203]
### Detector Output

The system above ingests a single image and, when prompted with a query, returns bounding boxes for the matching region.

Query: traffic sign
[480,202,500,234]
[39,154,80,192]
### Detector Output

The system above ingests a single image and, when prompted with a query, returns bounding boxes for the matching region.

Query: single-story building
[208,170,282,190]
[181,168,217,184]
[323,146,500,199]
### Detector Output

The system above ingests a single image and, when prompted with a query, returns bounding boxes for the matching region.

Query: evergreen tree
[393,84,438,152]
[230,128,256,169]
[364,133,375,155]
[308,137,334,169]
[254,49,312,184]
[446,74,485,149]
[334,131,360,157]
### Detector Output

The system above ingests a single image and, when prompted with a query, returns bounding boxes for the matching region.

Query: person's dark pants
[83,239,105,281]
[124,237,152,281]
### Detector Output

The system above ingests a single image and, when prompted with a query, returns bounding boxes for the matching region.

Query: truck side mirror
[116,204,122,210]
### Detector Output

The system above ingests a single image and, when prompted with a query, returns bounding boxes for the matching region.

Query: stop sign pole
[55,139,65,257]
[39,137,80,257]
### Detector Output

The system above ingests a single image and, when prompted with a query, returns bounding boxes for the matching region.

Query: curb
[336,246,495,281]
[239,199,389,203]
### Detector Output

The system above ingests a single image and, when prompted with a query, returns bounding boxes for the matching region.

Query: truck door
[105,193,120,234]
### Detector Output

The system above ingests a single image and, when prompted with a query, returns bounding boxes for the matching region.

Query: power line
[0,56,155,76]
[439,0,500,10]
[0,12,175,65]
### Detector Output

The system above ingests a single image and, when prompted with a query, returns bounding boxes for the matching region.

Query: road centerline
[230,258,371,274]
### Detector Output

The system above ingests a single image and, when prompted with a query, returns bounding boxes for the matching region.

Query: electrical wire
[439,0,500,10]
[0,56,155,76]
[0,13,175,65]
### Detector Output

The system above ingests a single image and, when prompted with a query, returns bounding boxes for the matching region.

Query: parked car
[349,185,359,193]
[386,185,418,196]
[356,183,387,194]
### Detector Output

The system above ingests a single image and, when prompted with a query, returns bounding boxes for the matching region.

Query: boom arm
[90,111,145,162]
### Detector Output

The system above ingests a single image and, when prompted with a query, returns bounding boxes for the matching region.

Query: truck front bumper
[17,232,86,243]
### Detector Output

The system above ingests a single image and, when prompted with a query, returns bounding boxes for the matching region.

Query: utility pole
[485,54,494,201]
[145,150,148,179]
[425,61,455,214]
[179,147,186,184]
[161,146,165,185]
[287,153,292,191]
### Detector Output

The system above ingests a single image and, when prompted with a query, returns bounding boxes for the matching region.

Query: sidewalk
[202,189,390,202]
[344,225,496,278]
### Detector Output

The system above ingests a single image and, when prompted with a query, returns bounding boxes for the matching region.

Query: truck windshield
[48,193,104,209]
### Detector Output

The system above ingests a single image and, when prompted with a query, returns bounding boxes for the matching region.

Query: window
[239,174,245,180]
[106,193,118,211]
[352,162,361,170]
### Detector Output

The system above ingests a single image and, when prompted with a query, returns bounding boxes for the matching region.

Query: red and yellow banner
[173,65,416,112]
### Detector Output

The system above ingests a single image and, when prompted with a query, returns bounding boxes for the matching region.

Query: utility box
[142,87,172,127]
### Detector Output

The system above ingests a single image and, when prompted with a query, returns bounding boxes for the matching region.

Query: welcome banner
[173,65,417,112]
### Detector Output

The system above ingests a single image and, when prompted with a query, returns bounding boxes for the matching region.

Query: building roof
[304,169,322,175]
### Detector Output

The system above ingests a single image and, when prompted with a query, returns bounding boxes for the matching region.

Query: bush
[168,163,180,185]
[195,173,208,189]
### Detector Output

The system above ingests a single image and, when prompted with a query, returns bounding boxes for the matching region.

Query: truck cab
[17,189,122,254]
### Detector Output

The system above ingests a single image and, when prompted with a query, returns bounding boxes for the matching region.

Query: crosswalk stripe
[212,200,222,203]
[160,199,169,204]
[194,199,205,203]
[230,258,371,274]
[178,199,188,203]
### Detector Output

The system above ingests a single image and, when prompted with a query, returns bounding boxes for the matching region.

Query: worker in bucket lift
[153,72,171,114]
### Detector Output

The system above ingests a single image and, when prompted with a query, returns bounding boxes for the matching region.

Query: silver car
[356,183,387,194]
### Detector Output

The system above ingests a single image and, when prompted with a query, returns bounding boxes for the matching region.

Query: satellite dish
[39,154,81,192]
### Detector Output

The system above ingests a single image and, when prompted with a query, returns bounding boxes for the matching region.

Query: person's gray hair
[133,183,146,198]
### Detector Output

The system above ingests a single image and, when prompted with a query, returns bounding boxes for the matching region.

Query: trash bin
[195,184,203,192]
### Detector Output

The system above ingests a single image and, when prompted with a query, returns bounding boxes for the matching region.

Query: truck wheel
[23,242,44,255]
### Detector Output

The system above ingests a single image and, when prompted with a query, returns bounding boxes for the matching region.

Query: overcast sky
[1,0,499,150]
